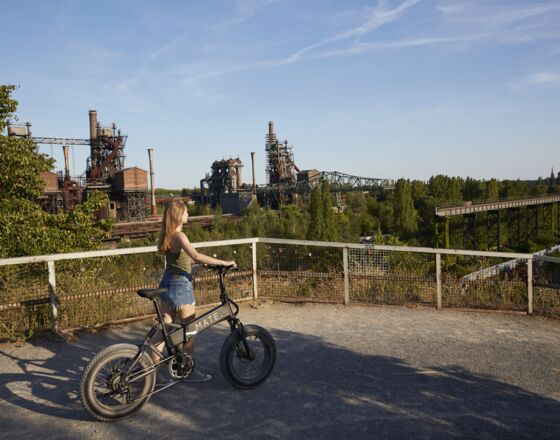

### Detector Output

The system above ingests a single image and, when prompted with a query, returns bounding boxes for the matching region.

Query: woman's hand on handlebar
[224,261,237,269]
[204,261,237,270]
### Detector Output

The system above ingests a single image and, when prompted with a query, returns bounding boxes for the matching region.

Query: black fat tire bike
[79,265,276,422]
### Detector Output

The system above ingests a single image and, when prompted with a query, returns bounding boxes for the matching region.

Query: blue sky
[2,0,560,188]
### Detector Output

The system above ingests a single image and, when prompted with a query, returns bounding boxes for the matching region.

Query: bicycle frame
[123,267,250,399]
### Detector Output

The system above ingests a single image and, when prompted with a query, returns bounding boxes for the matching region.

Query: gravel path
[1,302,559,439]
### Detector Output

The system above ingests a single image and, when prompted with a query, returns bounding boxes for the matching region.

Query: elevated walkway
[435,195,560,217]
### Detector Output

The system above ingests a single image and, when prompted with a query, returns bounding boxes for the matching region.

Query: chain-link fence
[2,237,559,340]
[258,243,343,302]
[533,256,560,318]
[348,247,435,306]
[441,255,528,311]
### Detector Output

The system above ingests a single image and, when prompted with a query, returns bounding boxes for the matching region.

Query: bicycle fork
[229,320,255,361]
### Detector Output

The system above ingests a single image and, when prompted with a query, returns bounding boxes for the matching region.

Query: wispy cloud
[527,72,560,85]
[436,2,467,15]
[172,0,560,87]
[54,0,560,110]
[508,71,560,90]
[291,0,421,60]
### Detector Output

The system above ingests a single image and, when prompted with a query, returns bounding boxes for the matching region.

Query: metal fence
[1,237,559,340]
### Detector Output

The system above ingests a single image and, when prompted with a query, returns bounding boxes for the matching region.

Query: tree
[307,185,324,240]
[393,179,418,237]
[428,175,463,203]
[0,85,111,257]
[462,177,484,201]
[321,181,338,241]
[484,178,500,201]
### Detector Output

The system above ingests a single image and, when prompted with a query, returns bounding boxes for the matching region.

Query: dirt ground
[1,302,559,439]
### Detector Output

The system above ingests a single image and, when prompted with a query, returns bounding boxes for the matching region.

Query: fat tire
[220,324,276,389]
[79,343,155,422]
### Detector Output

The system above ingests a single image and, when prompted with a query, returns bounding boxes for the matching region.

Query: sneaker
[185,369,212,383]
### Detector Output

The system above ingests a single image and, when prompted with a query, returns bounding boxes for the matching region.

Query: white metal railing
[0,237,545,335]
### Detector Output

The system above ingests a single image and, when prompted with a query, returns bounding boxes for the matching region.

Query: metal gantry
[319,171,395,191]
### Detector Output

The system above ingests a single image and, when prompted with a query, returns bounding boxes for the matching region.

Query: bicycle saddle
[136,288,167,299]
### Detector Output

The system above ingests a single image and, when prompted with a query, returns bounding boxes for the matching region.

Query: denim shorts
[159,270,195,309]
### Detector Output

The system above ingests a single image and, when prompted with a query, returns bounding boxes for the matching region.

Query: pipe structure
[147,148,157,216]
[62,145,70,180]
[251,152,256,193]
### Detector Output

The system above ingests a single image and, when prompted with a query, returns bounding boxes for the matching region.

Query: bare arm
[174,232,236,268]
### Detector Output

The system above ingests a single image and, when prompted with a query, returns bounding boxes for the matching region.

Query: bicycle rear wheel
[220,324,276,389]
[80,343,155,422]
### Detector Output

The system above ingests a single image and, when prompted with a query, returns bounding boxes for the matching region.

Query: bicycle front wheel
[80,343,155,422]
[220,324,276,389]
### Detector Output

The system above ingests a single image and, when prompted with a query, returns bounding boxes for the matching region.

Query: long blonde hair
[157,201,186,252]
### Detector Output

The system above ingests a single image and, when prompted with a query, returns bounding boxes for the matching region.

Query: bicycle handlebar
[205,264,237,271]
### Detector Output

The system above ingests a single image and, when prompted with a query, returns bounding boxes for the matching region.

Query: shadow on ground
[0,322,558,440]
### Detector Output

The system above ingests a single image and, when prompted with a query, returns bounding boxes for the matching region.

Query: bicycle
[79,265,276,422]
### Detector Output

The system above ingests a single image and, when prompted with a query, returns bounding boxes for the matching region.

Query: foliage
[0,85,111,257]
[393,178,417,237]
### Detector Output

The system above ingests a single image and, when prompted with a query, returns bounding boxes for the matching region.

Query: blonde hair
[157,201,186,252]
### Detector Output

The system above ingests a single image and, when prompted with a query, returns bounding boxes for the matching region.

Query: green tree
[484,178,500,201]
[428,175,463,203]
[462,177,484,201]
[0,85,110,257]
[321,181,338,241]
[307,185,324,240]
[393,179,418,237]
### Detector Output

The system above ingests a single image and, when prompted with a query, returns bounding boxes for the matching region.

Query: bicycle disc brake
[168,352,194,380]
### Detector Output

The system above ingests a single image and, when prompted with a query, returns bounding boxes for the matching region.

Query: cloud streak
[508,72,560,91]
[171,0,560,89]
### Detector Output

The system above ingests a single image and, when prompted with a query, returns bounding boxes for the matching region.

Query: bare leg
[150,301,175,363]
[177,303,196,355]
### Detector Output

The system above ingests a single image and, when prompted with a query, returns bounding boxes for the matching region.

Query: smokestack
[147,148,157,216]
[267,121,276,144]
[89,110,98,140]
[236,161,242,188]
[62,145,70,180]
[251,152,256,194]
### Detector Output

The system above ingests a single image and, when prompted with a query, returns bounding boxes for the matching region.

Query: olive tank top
[165,250,192,274]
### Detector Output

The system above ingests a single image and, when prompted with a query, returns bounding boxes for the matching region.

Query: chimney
[88,110,97,140]
[251,152,256,193]
[147,148,157,216]
[63,145,70,180]
[267,121,277,144]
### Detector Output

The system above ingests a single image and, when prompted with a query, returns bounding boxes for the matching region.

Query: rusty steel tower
[265,121,299,185]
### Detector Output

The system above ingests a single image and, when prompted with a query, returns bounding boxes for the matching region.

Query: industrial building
[7,111,150,220]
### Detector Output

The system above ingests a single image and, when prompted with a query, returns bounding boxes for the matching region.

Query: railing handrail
[0,237,535,268]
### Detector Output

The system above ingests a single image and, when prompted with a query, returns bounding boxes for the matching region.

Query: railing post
[343,247,349,305]
[252,241,258,302]
[436,253,442,310]
[47,260,59,333]
[527,257,533,315]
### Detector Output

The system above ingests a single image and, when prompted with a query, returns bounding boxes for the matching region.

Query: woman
[153,201,236,382]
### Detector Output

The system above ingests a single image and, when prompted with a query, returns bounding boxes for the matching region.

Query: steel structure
[319,171,395,191]
[200,158,244,207]
[198,121,396,210]
[436,195,560,251]
[7,111,148,221]
[435,195,560,217]
[31,137,90,145]
[265,121,299,185]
